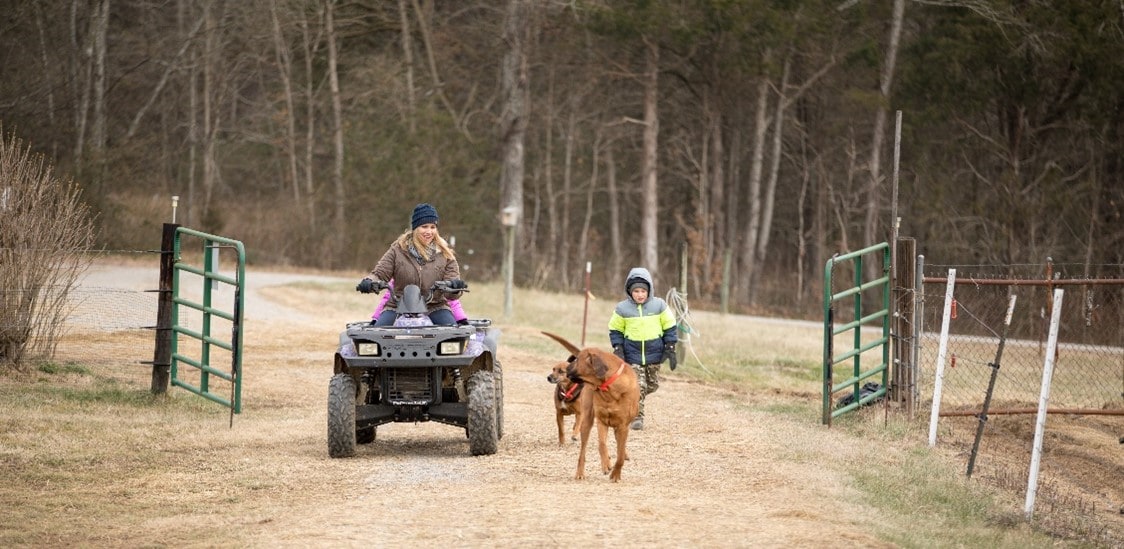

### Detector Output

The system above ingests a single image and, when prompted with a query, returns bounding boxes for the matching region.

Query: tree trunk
[753,55,791,303]
[410,0,460,133]
[185,0,199,227]
[560,110,575,288]
[269,2,301,205]
[124,14,206,143]
[32,4,56,157]
[863,0,905,247]
[738,70,770,303]
[606,145,622,287]
[578,131,601,272]
[90,0,109,158]
[299,7,322,229]
[71,0,91,175]
[499,0,529,275]
[201,0,221,222]
[640,37,660,275]
[326,0,345,256]
[397,0,417,133]
[706,99,723,297]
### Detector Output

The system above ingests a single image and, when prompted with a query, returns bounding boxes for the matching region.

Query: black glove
[612,345,625,360]
[666,343,678,371]
[356,278,383,294]
[446,278,467,290]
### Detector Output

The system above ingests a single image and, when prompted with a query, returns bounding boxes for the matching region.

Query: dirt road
[62,262,897,547]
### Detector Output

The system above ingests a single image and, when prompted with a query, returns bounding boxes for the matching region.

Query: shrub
[0,130,96,370]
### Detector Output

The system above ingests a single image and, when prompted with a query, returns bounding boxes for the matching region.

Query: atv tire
[494,361,504,440]
[466,370,498,456]
[327,373,357,458]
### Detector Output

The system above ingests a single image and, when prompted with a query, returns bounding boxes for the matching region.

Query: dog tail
[541,331,581,356]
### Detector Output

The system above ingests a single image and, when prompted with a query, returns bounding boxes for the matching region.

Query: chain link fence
[916,263,1124,414]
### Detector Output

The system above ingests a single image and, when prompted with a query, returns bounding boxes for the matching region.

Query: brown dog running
[542,331,640,482]
[548,359,586,446]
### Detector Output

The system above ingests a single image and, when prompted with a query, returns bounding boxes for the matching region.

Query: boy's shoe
[630,417,644,431]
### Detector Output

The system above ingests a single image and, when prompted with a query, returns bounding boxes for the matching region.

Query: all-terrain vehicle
[328,281,503,457]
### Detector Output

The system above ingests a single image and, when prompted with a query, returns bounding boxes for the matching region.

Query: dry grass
[1,270,1121,547]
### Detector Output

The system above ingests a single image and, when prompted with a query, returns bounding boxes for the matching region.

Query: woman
[357,203,465,326]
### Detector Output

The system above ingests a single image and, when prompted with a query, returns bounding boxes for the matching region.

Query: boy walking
[608,267,678,430]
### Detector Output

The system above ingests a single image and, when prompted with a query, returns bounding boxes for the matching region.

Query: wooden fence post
[893,237,916,407]
[150,223,178,394]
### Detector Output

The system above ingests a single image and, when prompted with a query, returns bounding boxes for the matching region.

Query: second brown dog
[548,359,586,446]
[542,332,640,482]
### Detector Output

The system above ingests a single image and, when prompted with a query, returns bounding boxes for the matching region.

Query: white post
[928,268,956,447]
[501,206,519,319]
[1025,288,1064,519]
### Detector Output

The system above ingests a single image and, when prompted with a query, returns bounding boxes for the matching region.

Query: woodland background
[2,0,1122,316]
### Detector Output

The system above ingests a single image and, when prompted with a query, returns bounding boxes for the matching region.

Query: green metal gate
[170,227,245,413]
[822,242,891,425]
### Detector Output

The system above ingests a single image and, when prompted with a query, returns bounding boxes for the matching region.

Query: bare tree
[410,0,462,134]
[123,14,206,143]
[499,0,530,313]
[397,0,417,134]
[298,4,323,229]
[200,0,223,222]
[753,55,792,301]
[862,0,906,248]
[639,36,659,274]
[90,0,109,162]
[270,1,302,205]
[737,62,771,303]
[326,0,345,256]
[606,144,622,284]
[499,0,530,222]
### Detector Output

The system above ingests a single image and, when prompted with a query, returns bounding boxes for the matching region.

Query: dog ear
[591,352,608,378]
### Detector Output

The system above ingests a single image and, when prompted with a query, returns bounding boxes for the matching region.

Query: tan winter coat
[369,242,460,313]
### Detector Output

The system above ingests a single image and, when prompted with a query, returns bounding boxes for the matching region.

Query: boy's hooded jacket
[608,267,677,366]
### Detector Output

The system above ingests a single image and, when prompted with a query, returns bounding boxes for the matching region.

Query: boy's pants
[630,363,661,418]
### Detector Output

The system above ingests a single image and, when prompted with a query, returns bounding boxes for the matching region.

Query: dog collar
[598,361,627,392]
[559,381,583,402]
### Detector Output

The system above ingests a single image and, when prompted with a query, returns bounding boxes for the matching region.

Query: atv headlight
[356,342,380,356]
[438,340,464,355]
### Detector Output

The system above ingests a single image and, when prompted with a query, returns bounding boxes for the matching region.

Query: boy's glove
[665,343,678,370]
[612,345,625,360]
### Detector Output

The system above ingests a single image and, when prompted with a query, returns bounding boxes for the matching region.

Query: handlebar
[432,280,469,294]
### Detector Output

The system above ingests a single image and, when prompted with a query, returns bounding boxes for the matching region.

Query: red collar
[559,381,583,402]
[599,362,627,392]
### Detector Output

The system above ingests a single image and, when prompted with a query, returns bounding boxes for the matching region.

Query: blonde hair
[395,228,456,261]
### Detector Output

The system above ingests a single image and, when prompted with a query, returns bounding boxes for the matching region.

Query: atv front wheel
[494,361,504,440]
[466,370,498,456]
[327,373,357,458]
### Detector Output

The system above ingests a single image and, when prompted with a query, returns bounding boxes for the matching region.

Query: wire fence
[50,285,161,366]
[916,263,1124,414]
[912,262,1123,540]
